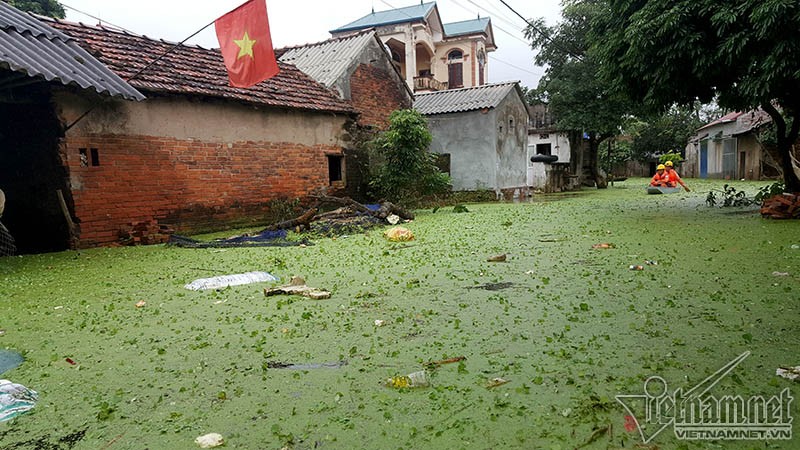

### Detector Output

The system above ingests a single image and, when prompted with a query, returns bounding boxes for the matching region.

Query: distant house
[330,2,496,94]
[526,104,573,192]
[685,110,772,180]
[1,3,357,252]
[278,30,412,130]
[414,81,529,197]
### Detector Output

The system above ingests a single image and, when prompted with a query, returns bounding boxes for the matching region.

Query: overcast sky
[61,0,561,89]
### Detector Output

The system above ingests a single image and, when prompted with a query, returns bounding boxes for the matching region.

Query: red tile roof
[42,17,356,115]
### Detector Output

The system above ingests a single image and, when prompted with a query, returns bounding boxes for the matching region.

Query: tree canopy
[592,0,800,191]
[7,0,65,18]
[525,0,634,188]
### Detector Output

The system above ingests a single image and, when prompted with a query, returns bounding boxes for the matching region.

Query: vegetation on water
[0,179,798,449]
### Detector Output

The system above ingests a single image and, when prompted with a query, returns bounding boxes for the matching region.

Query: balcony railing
[413,75,448,92]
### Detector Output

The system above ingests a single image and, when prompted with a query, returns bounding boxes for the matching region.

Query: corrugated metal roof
[278,30,376,88]
[414,81,520,115]
[331,2,435,33]
[47,18,356,115]
[0,2,144,100]
[443,17,490,37]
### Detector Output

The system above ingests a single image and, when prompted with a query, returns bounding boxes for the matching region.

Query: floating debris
[469,282,514,291]
[776,366,800,381]
[195,433,224,448]
[266,360,348,370]
[486,377,510,388]
[486,254,507,262]
[185,272,279,291]
[265,276,331,299]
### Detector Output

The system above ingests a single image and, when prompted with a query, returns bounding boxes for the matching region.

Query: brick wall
[63,134,341,247]
[349,63,411,129]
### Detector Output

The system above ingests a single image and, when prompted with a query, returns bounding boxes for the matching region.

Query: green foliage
[524,1,636,136]
[599,140,632,174]
[754,181,785,203]
[369,109,450,205]
[7,0,65,18]
[591,0,800,190]
[627,106,703,161]
[452,204,469,213]
[659,153,684,166]
[705,184,754,207]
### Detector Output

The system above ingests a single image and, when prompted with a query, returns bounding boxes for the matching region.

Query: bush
[659,152,684,166]
[369,110,451,205]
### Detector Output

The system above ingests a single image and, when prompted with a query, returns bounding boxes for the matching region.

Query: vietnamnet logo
[616,352,793,443]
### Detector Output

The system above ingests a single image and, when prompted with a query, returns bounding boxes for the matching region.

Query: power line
[495,0,583,61]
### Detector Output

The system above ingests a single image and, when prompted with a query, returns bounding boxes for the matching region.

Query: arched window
[447,49,464,88]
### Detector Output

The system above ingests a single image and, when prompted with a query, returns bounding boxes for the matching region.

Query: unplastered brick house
[0,1,357,252]
[277,30,413,199]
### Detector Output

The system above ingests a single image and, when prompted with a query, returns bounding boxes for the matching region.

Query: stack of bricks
[760,193,800,219]
[118,220,174,246]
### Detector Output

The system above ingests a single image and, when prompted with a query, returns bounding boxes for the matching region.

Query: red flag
[215,0,279,88]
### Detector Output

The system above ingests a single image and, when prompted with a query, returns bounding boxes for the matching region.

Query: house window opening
[327,155,343,184]
[448,49,463,60]
[90,148,100,166]
[536,143,552,156]
[79,148,88,167]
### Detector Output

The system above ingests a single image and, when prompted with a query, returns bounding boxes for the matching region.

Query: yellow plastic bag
[384,226,414,242]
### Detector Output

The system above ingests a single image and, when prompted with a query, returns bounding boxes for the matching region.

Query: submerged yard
[1,179,798,449]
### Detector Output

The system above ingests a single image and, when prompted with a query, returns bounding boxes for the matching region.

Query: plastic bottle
[385,370,430,388]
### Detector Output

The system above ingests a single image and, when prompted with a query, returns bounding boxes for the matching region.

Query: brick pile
[760,193,800,219]
[118,220,174,245]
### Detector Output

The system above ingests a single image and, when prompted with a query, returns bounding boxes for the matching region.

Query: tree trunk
[762,103,800,192]
[567,130,584,187]
[588,135,608,189]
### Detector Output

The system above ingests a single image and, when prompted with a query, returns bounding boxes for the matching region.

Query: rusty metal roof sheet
[414,81,520,115]
[278,30,377,88]
[0,2,144,100]
[45,18,356,115]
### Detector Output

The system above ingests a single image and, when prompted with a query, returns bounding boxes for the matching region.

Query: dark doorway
[0,86,72,253]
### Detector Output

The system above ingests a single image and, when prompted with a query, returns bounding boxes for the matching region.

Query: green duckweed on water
[0,178,798,449]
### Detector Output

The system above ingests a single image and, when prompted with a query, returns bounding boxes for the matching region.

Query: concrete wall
[425,91,528,193]
[56,91,350,247]
[494,91,529,191]
[527,131,571,189]
[427,109,497,190]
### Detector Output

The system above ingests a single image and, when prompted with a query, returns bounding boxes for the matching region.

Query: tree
[7,0,65,18]
[628,106,703,162]
[369,109,450,204]
[592,0,800,192]
[525,0,635,188]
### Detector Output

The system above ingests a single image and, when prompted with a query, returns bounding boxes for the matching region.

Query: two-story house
[330,2,496,93]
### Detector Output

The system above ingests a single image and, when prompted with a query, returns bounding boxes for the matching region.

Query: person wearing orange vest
[650,164,669,187]
[664,160,690,191]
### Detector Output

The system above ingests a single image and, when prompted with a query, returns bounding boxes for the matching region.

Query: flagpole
[64,18,217,131]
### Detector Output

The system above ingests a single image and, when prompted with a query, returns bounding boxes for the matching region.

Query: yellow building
[330,2,496,93]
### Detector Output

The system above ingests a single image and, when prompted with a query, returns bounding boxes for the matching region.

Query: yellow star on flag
[233,31,257,59]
